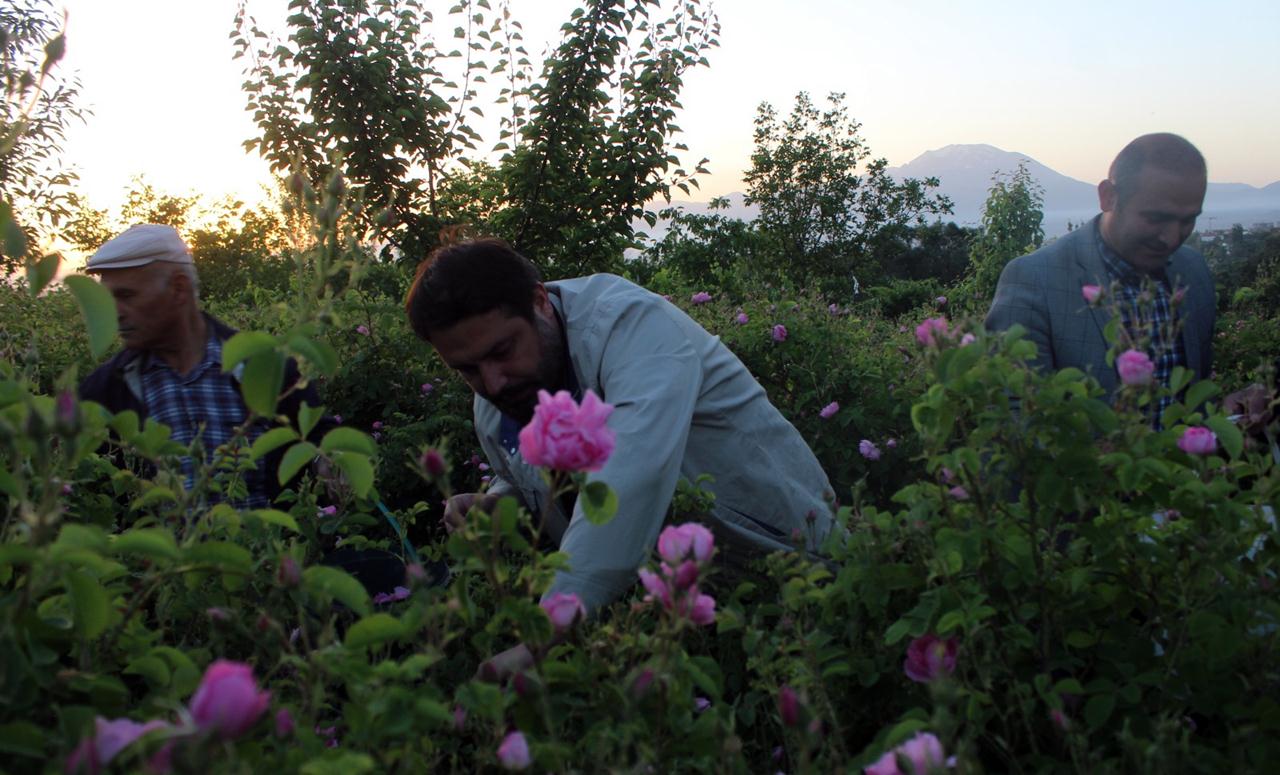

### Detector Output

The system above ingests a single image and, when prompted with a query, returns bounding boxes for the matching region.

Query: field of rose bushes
[2,188,1280,774]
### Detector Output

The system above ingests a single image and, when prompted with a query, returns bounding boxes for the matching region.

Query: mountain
[886,144,1280,236]
[641,144,1280,242]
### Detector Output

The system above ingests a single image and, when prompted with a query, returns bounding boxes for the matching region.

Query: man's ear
[531,283,551,317]
[168,269,193,304]
[1098,179,1119,213]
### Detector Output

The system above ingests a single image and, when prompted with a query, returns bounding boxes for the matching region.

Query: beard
[488,314,567,425]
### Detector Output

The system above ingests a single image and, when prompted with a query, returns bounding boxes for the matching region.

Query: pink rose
[355,324,370,336]
[771,324,788,343]
[778,685,801,727]
[691,291,712,305]
[657,522,715,565]
[66,717,170,775]
[189,660,271,740]
[1081,284,1102,305]
[904,634,958,683]
[420,448,447,477]
[668,559,700,590]
[948,485,969,501]
[914,317,949,347]
[317,505,337,517]
[694,696,712,712]
[959,333,976,346]
[935,295,947,307]
[1177,426,1217,456]
[276,556,301,588]
[421,382,434,394]
[372,586,411,605]
[687,592,716,626]
[859,440,881,461]
[1116,349,1155,386]
[540,592,586,634]
[865,731,953,775]
[885,438,898,449]
[518,390,616,472]
[497,730,531,770]
[637,568,671,607]
[275,708,295,738]
[819,401,839,419]
[735,311,749,325]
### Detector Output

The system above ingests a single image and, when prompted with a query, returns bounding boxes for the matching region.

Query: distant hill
[885,144,1280,236]
[642,144,1280,242]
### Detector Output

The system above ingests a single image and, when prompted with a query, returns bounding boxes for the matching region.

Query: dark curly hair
[404,238,543,341]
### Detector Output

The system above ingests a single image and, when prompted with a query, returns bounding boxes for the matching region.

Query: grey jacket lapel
[1070,218,1113,346]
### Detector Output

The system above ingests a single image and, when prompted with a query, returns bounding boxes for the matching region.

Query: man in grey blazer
[985,133,1214,408]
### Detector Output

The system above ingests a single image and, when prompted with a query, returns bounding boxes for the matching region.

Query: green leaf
[278,442,319,484]
[332,451,374,498]
[27,253,61,297]
[247,509,300,532]
[250,427,299,461]
[345,613,406,649]
[299,753,377,775]
[0,721,46,759]
[303,565,370,615]
[222,331,278,371]
[298,402,324,439]
[64,570,109,640]
[1203,415,1243,459]
[1,201,28,260]
[124,655,171,687]
[240,349,285,416]
[184,541,252,573]
[112,528,179,561]
[883,618,912,645]
[1084,694,1116,729]
[288,335,339,376]
[131,486,178,511]
[936,609,965,634]
[320,427,376,456]
[580,481,618,525]
[1183,380,1219,411]
[63,275,119,359]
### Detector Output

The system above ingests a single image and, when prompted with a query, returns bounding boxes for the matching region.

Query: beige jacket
[474,274,836,612]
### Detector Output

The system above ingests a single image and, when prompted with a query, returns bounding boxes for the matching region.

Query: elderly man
[985,133,1215,417]
[78,224,324,508]
[405,239,836,670]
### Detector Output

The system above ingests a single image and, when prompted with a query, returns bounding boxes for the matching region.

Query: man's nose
[479,363,506,396]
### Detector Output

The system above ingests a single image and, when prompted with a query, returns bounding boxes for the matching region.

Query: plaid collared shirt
[1095,223,1187,424]
[140,326,269,508]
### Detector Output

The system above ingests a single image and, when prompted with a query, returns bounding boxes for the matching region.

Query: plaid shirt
[141,326,269,508]
[1095,223,1187,424]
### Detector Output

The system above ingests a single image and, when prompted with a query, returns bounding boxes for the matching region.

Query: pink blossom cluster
[67,661,272,774]
[691,291,713,305]
[637,523,717,626]
[1177,426,1217,456]
[904,634,958,683]
[1116,349,1155,386]
[865,732,955,775]
[540,592,587,635]
[518,389,616,472]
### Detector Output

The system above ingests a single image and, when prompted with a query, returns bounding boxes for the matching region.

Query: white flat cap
[86,224,193,272]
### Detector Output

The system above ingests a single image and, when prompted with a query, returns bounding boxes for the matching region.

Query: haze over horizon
[50,0,1280,220]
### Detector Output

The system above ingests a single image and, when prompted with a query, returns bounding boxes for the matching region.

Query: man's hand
[441,492,500,534]
[477,643,535,683]
[1224,383,1276,438]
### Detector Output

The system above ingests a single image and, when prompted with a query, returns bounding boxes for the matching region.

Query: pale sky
[55,0,1280,215]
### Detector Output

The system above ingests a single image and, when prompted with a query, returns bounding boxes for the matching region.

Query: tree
[959,161,1044,308]
[0,0,84,270]
[490,0,718,278]
[743,92,950,295]
[233,0,497,258]
[235,0,718,276]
